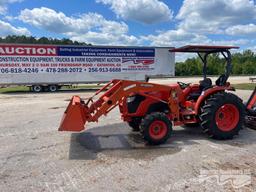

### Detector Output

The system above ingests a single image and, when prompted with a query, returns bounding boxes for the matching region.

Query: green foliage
[0,35,91,45]
[176,50,256,76]
[233,83,256,90]
[175,57,202,76]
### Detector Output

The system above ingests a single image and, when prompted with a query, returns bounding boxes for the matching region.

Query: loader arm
[245,87,256,128]
[59,79,176,132]
[246,87,256,112]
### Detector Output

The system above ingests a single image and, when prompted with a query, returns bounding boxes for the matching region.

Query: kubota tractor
[59,45,255,145]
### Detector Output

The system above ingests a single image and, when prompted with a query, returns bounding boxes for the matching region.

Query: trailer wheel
[128,118,141,132]
[32,85,43,93]
[200,92,245,140]
[48,85,58,92]
[140,112,172,145]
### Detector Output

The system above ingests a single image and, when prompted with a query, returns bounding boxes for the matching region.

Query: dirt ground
[0,79,256,192]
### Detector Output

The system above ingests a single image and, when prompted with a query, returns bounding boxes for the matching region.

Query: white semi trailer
[0,44,175,92]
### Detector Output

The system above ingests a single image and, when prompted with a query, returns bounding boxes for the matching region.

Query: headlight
[127,96,136,103]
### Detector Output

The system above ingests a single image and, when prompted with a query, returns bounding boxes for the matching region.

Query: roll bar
[170,45,239,84]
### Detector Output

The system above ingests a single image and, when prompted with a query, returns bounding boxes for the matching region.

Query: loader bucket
[59,96,87,132]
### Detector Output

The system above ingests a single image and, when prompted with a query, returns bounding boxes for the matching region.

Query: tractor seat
[199,78,212,91]
[188,78,212,100]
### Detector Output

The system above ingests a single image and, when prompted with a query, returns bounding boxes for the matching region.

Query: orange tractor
[59,45,256,145]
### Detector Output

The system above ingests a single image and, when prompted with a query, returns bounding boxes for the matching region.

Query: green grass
[0,86,30,93]
[233,83,256,90]
[0,84,103,93]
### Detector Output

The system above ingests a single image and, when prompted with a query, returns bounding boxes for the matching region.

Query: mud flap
[59,96,87,132]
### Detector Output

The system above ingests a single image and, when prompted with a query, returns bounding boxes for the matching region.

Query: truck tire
[32,85,43,93]
[48,85,58,92]
[140,112,172,145]
[200,92,245,140]
[128,118,141,132]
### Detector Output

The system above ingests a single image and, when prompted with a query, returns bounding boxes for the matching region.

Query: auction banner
[0,45,156,74]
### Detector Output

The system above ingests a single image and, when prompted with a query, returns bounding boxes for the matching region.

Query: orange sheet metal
[247,88,256,110]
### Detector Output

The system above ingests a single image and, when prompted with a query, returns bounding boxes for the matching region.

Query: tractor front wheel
[200,92,245,139]
[140,112,172,145]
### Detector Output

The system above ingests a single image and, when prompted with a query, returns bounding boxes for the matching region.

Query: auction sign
[0,44,156,74]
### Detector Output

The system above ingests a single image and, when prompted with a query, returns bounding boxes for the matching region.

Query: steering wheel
[177,81,190,89]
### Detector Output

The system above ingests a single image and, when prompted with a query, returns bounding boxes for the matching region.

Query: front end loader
[59,45,249,145]
[59,79,176,133]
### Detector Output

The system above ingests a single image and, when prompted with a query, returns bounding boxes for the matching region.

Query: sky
[0,0,256,60]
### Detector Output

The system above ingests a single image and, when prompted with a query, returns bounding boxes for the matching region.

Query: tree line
[0,35,255,76]
[175,50,256,76]
[0,35,90,45]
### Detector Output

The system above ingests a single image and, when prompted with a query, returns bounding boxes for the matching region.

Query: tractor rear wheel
[140,112,172,145]
[200,92,245,139]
